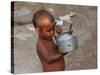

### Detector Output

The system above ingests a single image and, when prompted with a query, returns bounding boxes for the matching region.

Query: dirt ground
[12,1,97,74]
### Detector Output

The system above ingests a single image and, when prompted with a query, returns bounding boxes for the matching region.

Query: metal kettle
[56,24,78,53]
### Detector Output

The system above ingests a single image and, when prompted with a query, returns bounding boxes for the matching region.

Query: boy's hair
[32,9,55,28]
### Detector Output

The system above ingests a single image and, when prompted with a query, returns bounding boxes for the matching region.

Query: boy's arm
[37,42,66,64]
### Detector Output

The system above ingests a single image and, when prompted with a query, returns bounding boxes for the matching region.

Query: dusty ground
[12,1,97,74]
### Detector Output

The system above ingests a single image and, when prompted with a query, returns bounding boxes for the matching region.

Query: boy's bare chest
[44,41,59,54]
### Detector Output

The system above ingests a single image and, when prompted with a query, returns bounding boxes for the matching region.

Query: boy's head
[32,9,56,40]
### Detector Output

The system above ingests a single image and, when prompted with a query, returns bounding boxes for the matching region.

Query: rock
[14,7,33,24]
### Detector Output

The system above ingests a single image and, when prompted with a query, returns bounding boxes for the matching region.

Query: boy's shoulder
[37,38,44,46]
[36,38,46,50]
[37,38,50,46]
[36,39,49,53]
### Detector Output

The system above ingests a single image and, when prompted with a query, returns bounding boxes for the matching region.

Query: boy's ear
[35,28,40,33]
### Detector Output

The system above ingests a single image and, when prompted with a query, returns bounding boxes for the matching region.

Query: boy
[32,10,68,72]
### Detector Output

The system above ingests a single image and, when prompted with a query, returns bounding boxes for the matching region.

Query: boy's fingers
[55,27,62,33]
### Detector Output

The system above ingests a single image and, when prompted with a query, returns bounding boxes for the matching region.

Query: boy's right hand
[55,26,62,34]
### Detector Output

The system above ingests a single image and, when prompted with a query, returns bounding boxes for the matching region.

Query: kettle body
[56,30,78,53]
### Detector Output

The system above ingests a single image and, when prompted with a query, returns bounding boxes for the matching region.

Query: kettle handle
[58,30,73,37]
[55,24,73,38]
[59,24,73,36]
[69,24,73,31]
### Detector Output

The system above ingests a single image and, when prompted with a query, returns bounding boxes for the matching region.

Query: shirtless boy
[32,10,68,72]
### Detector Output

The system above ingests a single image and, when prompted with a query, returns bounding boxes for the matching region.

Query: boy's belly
[42,57,65,72]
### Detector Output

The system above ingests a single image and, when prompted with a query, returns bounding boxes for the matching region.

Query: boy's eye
[47,29,52,32]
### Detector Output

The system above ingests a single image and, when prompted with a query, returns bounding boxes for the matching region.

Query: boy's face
[37,16,56,40]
